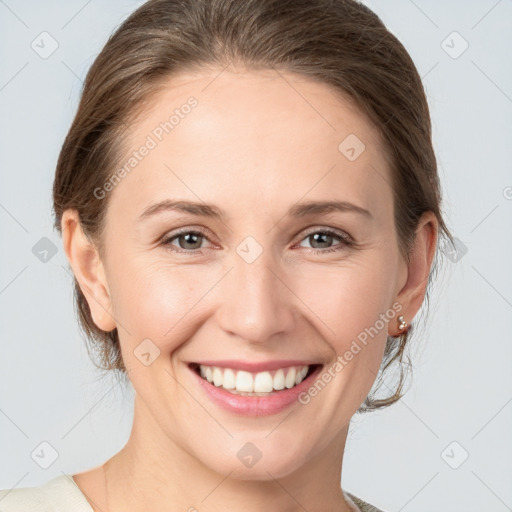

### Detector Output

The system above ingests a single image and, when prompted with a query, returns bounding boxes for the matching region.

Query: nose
[215,248,296,345]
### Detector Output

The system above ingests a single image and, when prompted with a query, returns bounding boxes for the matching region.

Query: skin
[62,66,438,512]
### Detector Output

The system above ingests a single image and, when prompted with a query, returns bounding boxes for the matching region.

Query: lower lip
[189,364,323,416]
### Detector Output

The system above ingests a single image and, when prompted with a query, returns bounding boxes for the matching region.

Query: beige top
[0,474,385,511]
[346,490,386,512]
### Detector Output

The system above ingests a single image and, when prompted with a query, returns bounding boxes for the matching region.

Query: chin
[199,441,309,481]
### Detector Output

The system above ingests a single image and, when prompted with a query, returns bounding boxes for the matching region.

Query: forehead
[130,66,384,153]
[108,67,393,223]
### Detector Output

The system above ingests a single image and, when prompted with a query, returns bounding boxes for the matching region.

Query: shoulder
[0,474,93,512]
[346,491,387,512]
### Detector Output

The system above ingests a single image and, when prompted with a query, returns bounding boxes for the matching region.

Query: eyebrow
[138,199,373,222]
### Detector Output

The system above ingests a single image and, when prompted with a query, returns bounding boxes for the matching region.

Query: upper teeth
[198,364,310,394]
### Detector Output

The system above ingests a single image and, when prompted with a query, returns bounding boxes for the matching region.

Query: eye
[295,228,353,254]
[161,227,353,255]
[161,228,213,254]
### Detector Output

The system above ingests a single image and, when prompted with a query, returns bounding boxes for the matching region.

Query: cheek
[110,244,397,368]
[293,256,397,346]
[110,258,211,356]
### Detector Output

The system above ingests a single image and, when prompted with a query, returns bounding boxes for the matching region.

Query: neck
[104,394,356,512]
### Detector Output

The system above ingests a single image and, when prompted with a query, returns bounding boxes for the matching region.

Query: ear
[392,211,438,336]
[61,209,116,332]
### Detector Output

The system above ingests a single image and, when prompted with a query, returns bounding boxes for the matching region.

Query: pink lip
[188,363,323,416]
[191,359,319,372]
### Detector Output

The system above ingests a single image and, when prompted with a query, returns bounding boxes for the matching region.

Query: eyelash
[160,227,354,255]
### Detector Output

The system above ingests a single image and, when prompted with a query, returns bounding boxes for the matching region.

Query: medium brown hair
[53,0,454,412]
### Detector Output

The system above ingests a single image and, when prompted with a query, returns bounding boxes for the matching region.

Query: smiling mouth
[189,362,321,396]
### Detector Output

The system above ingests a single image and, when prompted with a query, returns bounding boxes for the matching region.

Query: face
[69,67,420,479]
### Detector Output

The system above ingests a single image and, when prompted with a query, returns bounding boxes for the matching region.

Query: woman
[0,0,453,510]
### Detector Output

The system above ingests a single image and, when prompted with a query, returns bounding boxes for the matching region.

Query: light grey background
[1,1,511,511]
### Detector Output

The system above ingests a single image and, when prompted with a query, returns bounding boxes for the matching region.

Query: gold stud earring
[397,315,408,332]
